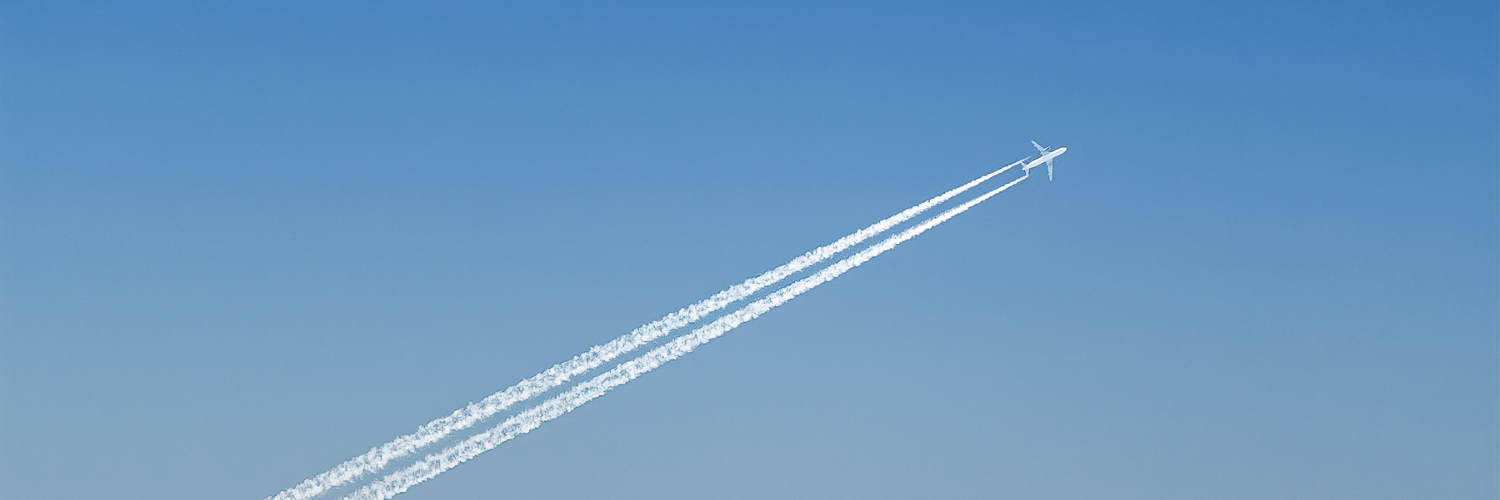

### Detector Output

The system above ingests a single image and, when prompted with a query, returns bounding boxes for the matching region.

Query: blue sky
[3,1,1495,499]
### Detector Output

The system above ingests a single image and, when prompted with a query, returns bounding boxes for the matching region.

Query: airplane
[1021,140,1067,180]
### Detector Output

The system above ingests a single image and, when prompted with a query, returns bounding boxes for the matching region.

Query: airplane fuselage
[1023,147,1067,173]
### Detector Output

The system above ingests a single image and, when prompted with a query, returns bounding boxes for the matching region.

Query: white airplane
[1021,140,1067,180]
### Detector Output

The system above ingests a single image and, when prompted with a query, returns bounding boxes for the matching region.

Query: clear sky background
[2,1,1495,499]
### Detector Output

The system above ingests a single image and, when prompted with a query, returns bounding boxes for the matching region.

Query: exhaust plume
[268,160,1023,500]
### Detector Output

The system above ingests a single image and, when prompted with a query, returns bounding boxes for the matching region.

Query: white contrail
[268,160,1024,500]
[343,172,1031,500]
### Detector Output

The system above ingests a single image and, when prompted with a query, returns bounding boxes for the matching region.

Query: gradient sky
[3,2,1496,499]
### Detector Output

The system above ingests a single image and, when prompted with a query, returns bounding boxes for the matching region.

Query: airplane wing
[1031,140,1048,154]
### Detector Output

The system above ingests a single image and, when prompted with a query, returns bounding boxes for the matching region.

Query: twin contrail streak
[342,172,1030,500]
[268,160,1023,500]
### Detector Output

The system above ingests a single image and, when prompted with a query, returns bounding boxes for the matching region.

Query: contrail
[267,160,1024,500]
[342,172,1031,500]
